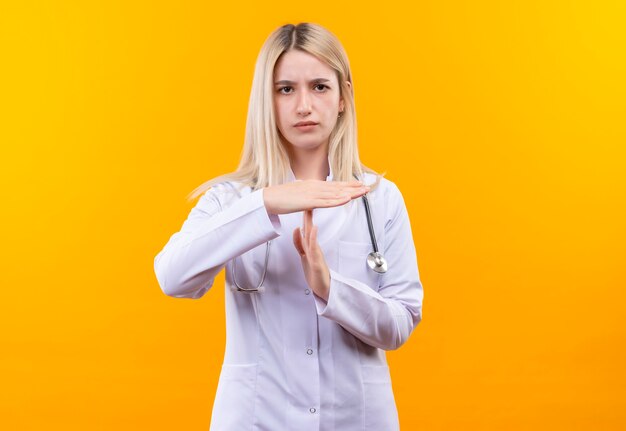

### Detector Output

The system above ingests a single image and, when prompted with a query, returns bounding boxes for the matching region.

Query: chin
[286,135,330,149]
[291,141,326,151]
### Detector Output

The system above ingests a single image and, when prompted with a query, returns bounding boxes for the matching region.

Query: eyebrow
[274,78,332,85]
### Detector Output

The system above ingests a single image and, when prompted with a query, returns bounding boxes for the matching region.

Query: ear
[340,80,352,112]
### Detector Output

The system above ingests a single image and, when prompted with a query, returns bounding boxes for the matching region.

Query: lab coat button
[304,289,311,295]
[309,407,317,413]
[306,348,313,355]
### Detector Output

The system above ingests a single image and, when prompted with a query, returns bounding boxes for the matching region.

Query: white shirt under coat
[154,162,424,431]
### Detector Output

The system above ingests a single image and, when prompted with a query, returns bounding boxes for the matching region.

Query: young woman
[154,22,424,431]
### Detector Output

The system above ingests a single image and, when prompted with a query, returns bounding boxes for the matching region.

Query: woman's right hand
[263,180,370,215]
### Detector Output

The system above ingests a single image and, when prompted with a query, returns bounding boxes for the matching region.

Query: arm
[153,183,282,299]
[312,182,424,350]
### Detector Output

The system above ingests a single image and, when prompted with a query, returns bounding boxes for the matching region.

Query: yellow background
[2,1,625,429]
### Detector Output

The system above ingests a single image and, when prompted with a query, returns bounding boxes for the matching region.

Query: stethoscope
[230,174,388,292]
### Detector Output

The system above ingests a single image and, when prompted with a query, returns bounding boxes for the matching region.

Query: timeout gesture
[263,179,370,215]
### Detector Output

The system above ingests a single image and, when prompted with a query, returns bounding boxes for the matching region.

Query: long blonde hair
[186,22,384,202]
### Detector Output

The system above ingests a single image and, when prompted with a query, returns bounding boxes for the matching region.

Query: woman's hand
[292,208,331,301]
[264,180,370,215]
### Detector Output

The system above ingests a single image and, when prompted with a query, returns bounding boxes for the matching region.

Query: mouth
[294,121,319,127]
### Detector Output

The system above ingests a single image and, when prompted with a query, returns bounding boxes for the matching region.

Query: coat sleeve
[153,183,282,299]
[312,182,424,350]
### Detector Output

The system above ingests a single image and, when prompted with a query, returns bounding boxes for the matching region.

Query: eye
[314,84,329,91]
[277,86,293,94]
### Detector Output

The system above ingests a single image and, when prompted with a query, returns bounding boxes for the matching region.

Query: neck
[287,143,330,181]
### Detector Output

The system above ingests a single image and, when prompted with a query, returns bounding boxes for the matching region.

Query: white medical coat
[154,164,424,431]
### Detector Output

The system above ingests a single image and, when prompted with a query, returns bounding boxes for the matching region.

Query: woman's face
[273,49,346,153]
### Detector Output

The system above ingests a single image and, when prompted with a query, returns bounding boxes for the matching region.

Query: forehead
[273,50,336,81]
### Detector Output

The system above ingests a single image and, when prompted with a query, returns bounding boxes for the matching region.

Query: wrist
[319,270,330,301]
[262,187,276,215]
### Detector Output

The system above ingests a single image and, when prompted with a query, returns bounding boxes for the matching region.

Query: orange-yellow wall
[2,1,625,429]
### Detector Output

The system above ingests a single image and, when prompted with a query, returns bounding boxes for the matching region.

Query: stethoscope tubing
[361,192,379,253]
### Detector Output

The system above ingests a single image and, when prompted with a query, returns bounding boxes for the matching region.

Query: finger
[348,190,367,202]
[306,209,313,230]
[317,179,362,187]
[301,211,308,250]
[293,227,305,256]
[307,210,315,249]
[343,187,369,200]
[316,186,366,200]
[311,224,319,251]
[307,215,315,248]
[326,183,370,199]
[315,193,363,208]
[334,180,363,186]
[324,181,365,192]
[303,209,312,248]
[309,180,360,194]
[347,181,370,191]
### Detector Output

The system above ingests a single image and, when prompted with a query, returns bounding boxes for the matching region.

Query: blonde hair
[186,22,384,202]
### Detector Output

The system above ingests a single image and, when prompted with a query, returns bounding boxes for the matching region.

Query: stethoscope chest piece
[367,251,388,273]
[356,172,389,274]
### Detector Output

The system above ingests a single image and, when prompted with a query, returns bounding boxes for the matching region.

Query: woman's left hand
[292,209,330,301]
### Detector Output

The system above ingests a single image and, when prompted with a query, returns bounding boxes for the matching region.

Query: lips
[295,121,319,127]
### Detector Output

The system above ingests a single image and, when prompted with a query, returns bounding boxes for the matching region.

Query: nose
[296,88,312,116]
